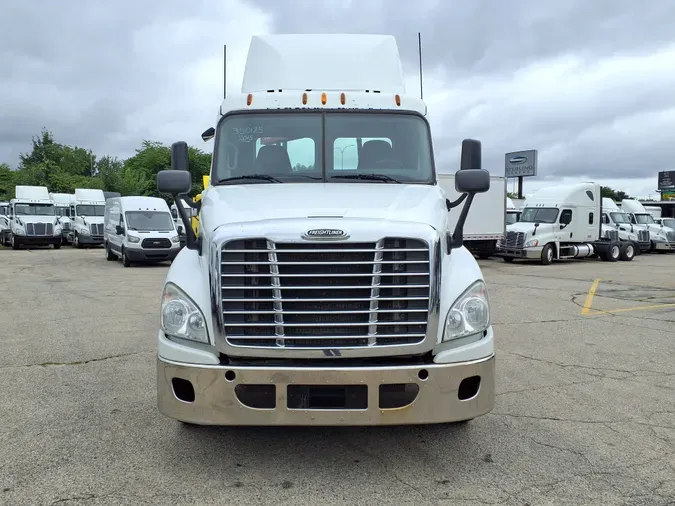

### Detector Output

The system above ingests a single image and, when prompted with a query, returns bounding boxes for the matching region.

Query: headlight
[54,227,62,235]
[161,282,209,344]
[627,234,637,241]
[524,239,539,247]
[127,235,140,243]
[171,235,180,243]
[13,227,25,236]
[442,280,490,342]
[79,227,90,235]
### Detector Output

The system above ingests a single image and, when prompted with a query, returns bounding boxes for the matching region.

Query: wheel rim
[612,245,620,257]
[626,245,634,257]
[547,248,553,261]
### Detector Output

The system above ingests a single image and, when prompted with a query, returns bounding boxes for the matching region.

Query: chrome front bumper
[496,246,542,259]
[157,354,495,426]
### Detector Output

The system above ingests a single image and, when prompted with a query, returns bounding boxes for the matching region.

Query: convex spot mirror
[157,169,192,195]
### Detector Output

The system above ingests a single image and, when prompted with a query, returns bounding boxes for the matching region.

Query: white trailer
[497,182,635,264]
[438,174,506,259]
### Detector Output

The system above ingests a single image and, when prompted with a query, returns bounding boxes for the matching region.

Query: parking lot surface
[1,248,674,506]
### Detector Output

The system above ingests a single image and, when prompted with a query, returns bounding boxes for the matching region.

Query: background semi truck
[154,33,496,427]
[8,185,62,250]
[438,173,506,259]
[70,188,106,248]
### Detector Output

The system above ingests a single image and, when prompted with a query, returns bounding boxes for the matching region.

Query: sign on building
[657,170,675,190]
[505,150,538,178]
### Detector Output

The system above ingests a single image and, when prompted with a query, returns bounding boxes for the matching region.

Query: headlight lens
[127,235,140,243]
[79,227,90,235]
[161,282,208,344]
[171,235,180,243]
[524,239,539,247]
[443,280,490,342]
[13,227,25,236]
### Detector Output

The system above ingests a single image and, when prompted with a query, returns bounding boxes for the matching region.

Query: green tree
[0,163,15,200]
[601,186,631,201]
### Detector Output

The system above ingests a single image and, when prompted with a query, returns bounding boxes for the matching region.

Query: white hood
[200,183,447,232]
[506,221,545,235]
[14,215,58,226]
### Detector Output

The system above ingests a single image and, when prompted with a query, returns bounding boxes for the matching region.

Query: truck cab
[153,34,495,427]
[600,197,648,253]
[8,186,62,250]
[70,188,106,248]
[49,193,75,245]
[620,199,675,252]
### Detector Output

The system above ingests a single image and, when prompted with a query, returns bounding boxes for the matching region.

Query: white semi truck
[154,33,496,427]
[438,174,506,259]
[0,201,10,246]
[619,199,675,252]
[498,182,635,264]
[49,192,75,245]
[70,188,106,248]
[7,185,62,250]
[601,198,649,253]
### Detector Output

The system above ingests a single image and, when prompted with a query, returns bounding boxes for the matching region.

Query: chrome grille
[219,238,431,348]
[666,230,675,242]
[638,229,650,242]
[504,231,525,248]
[62,222,70,231]
[89,223,104,236]
[26,223,53,236]
[605,230,619,241]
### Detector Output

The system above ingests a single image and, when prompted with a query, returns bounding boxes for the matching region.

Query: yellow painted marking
[581,278,601,315]
[585,303,675,316]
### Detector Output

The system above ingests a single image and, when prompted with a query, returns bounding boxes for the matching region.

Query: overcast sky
[2,0,674,198]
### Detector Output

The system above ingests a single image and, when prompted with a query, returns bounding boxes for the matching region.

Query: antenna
[223,45,227,99]
[418,32,424,100]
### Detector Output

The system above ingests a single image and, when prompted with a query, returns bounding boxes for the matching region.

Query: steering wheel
[374,159,406,170]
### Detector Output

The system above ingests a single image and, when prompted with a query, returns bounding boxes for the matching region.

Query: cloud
[1,0,673,197]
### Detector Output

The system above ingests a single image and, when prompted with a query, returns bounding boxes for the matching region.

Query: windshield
[15,203,55,216]
[55,207,71,218]
[609,212,629,224]
[213,112,434,184]
[506,212,520,225]
[125,211,175,232]
[662,218,675,229]
[76,204,105,216]
[519,207,559,223]
[634,213,655,224]
[0,205,8,216]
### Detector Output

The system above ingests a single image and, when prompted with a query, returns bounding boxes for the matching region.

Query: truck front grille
[89,223,104,236]
[666,230,675,243]
[141,238,172,249]
[62,222,70,231]
[638,229,650,242]
[26,223,53,236]
[504,231,525,248]
[219,238,431,349]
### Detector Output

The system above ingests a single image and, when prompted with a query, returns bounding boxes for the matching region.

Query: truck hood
[645,223,673,237]
[201,183,446,231]
[506,221,544,235]
[14,215,58,226]
[81,216,104,224]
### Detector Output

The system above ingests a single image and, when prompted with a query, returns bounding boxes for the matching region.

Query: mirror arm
[175,193,199,252]
[446,194,467,211]
[447,193,476,252]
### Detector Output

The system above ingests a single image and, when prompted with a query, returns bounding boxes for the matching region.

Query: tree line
[0,128,211,201]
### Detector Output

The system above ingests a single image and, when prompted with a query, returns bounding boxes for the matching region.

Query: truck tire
[540,243,554,265]
[53,243,61,250]
[11,234,19,250]
[105,243,116,261]
[603,241,621,262]
[503,256,515,263]
[619,242,635,261]
[122,249,131,267]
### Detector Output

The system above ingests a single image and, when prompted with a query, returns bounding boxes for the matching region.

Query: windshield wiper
[215,174,283,184]
[331,173,401,183]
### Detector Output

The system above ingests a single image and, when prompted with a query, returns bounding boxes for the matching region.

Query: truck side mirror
[157,169,192,194]
[171,141,190,172]
[455,168,490,194]
[201,127,215,142]
[116,225,124,235]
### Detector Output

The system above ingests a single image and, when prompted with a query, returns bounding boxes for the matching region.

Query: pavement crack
[1,351,153,370]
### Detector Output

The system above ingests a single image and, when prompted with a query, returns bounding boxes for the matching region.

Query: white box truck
[153,34,496,427]
[70,188,106,248]
[498,182,636,264]
[438,174,506,259]
[8,185,63,250]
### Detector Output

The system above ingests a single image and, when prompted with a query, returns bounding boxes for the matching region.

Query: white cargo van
[8,185,62,250]
[498,182,635,264]
[104,196,181,266]
[154,34,495,427]
[70,188,106,248]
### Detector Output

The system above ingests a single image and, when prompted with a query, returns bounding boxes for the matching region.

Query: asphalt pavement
[1,247,674,506]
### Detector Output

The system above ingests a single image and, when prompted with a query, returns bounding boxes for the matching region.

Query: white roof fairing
[241,34,406,94]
